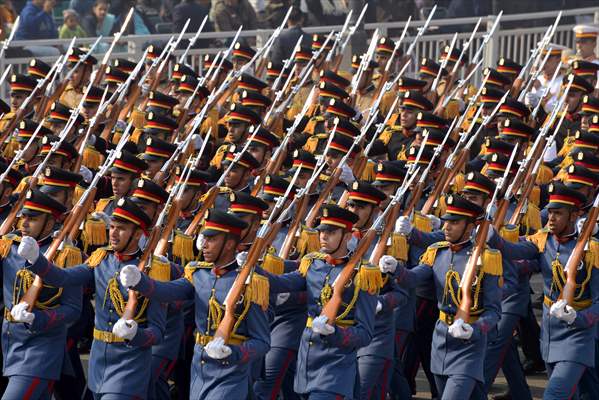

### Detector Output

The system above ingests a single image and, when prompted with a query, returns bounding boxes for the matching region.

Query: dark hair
[94,0,110,7]
[289,9,305,24]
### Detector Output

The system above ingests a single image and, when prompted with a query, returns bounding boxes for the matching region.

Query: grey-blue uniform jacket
[0,234,82,381]
[490,229,599,367]
[266,252,378,398]
[395,240,502,382]
[27,247,167,397]
[132,259,271,400]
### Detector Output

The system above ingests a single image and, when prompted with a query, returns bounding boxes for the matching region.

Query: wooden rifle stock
[279,192,310,259]
[0,176,39,235]
[321,229,377,322]
[154,200,183,257]
[305,167,342,228]
[369,203,401,265]
[251,146,288,196]
[184,185,219,236]
[455,218,490,321]
[402,180,425,218]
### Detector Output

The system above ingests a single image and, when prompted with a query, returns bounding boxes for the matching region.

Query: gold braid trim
[0,235,16,258]
[298,252,326,277]
[527,229,549,252]
[413,212,432,233]
[105,276,149,323]
[172,230,195,266]
[262,248,284,275]
[500,225,519,243]
[389,233,409,262]
[336,284,360,321]
[442,267,485,313]
[13,269,62,310]
[247,273,270,310]
[184,261,213,283]
[297,227,320,258]
[54,245,83,268]
[420,242,449,266]
[355,263,383,294]
[86,247,109,268]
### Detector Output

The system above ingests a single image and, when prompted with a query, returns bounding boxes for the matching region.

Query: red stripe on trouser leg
[23,377,41,400]
[271,350,294,400]
[380,359,392,400]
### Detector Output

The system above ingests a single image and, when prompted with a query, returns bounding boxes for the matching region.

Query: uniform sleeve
[134,273,194,302]
[572,266,599,330]
[487,230,539,260]
[472,274,502,338]
[129,299,167,348]
[28,284,83,333]
[408,229,445,248]
[28,255,94,287]
[324,289,377,349]
[260,268,307,294]
[378,279,408,313]
[395,263,434,288]
[225,303,271,364]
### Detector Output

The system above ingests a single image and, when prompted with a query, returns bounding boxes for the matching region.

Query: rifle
[470,11,503,66]
[451,18,481,76]
[40,37,102,118]
[363,59,411,123]
[255,7,293,77]
[323,14,350,70]
[184,127,260,236]
[214,168,300,343]
[92,8,134,86]
[0,16,18,62]
[455,143,516,322]
[369,169,419,265]
[440,59,483,110]
[178,15,208,63]
[73,85,111,171]
[21,127,133,311]
[135,38,176,113]
[517,47,552,103]
[332,5,368,71]
[529,60,562,121]
[264,64,297,127]
[0,118,46,182]
[562,191,599,305]
[253,86,315,195]
[490,143,520,230]
[431,32,457,93]
[349,29,379,103]
[122,157,195,322]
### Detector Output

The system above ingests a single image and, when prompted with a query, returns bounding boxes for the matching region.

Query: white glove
[204,337,232,359]
[379,255,398,274]
[79,166,93,184]
[339,164,355,186]
[91,211,111,228]
[524,91,540,108]
[112,318,138,340]
[311,315,335,335]
[543,140,557,162]
[196,233,205,251]
[427,214,441,231]
[550,299,577,325]
[545,97,558,113]
[192,134,203,151]
[447,318,473,340]
[10,302,34,324]
[577,218,599,236]
[276,293,290,306]
[86,135,96,147]
[236,251,248,266]
[475,225,494,242]
[395,216,413,236]
[120,265,141,288]
[18,236,39,264]
[376,301,382,314]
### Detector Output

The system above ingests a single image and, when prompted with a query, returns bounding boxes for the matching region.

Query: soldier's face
[111,171,134,198]
[248,145,266,166]
[566,92,583,113]
[135,200,158,222]
[83,104,99,120]
[400,108,417,129]
[379,184,397,208]
[547,207,577,236]
[47,155,65,169]
[319,228,346,254]
[462,192,486,209]
[581,115,590,131]
[202,233,235,263]
[180,187,200,211]
[296,171,311,188]
[576,38,596,58]
[226,122,246,143]
[145,159,164,179]
[109,220,140,252]
[324,152,342,172]
[224,165,248,189]
[347,202,374,230]
[443,219,470,243]
[375,54,389,69]
[21,214,52,239]
[10,92,26,111]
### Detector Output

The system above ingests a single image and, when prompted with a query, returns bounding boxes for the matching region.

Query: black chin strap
[328,229,345,256]
[122,227,139,253]
[451,222,471,245]
[214,233,229,265]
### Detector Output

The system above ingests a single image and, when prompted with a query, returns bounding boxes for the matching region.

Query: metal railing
[1,6,598,96]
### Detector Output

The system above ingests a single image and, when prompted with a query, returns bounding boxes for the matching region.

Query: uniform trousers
[405,297,438,397]
[544,361,586,400]
[254,347,299,400]
[578,340,599,400]
[2,376,54,400]
[433,374,486,400]
[357,355,392,400]
[149,355,176,400]
[302,391,345,400]
[390,329,412,400]
[92,394,143,400]
[483,312,532,399]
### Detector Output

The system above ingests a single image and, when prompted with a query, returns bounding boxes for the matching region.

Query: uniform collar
[554,229,577,244]
[114,248,143,262]
[449,238,472,253]
[212,259,239,276]
[325,252,352,265]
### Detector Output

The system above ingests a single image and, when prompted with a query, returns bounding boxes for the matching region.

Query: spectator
[68,0,94,19]
[59,9,87,38]
[304,0,348,25]
[111,0,152,35]
[81,0,115,37]
[0,0,16,40]
[172,0,211,33]
[15,0,57,39]
[270,8,309,64]
[210,0,258,32]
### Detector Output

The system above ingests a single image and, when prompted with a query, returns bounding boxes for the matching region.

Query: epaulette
[298,252,327,276]
[482,248,502,276]
[262,248,284,275]
[95,197,114,213]
[219,187,232,194]
[413,212,433,233]
[535,165,554,185]
[377,127,393,146]
[499,224,520,243]
[296,227,320,258]
[148,255,170,282]
[419,241,450,266]
[209,144,228,168]
[86,247,110,267]
[55,244,83,268]
[130,128,143,144]
[248,273,270,310]
[14,176,30,194]
[526,228,549,252]
[184,260,213,282]
[586,238,599,269]
[172,231,195,266]
[389,233,409,262]
[355,262,383,294]
[0,233,20,258]
[83,145,103,170]
[311,115,325,123]
[522,202,542,233]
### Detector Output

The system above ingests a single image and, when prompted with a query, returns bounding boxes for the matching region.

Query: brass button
[309,341,313,346]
